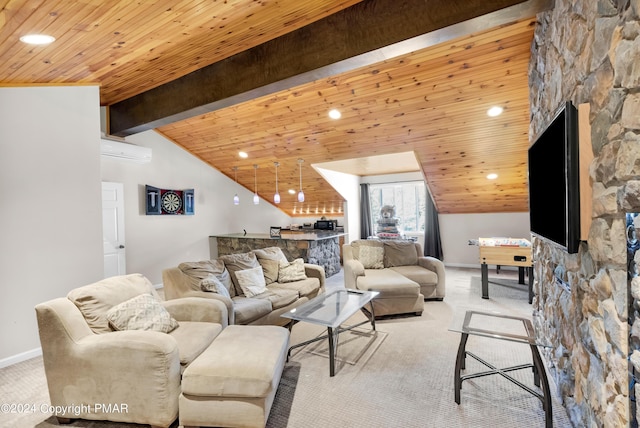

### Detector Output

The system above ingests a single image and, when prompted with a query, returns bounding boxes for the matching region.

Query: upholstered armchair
[35,274,227,428]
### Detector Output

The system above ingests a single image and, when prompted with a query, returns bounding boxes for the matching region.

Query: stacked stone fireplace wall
[529,0,640,426]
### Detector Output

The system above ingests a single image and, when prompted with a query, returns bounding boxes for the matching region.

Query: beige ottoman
[180,325,290,428]
[357,269,425,317]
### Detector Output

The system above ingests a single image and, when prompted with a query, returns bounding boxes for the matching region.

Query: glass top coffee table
[282,288,379,376]
[449,309,552,428]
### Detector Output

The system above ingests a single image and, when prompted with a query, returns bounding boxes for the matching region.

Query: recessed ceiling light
[238,151,248,158]
[20,34,55,45]
[487,106,503,117]
[288,189,296,195]
[328,109,341,119]
[487,173,498,180]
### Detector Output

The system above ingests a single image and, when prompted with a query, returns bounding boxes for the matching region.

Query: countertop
[211,231,347,241]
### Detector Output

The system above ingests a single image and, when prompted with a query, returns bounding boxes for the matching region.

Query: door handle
[118,245,125,249]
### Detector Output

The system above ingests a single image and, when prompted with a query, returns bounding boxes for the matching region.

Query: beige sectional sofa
[343,239,446,317]
[163,246,325,327]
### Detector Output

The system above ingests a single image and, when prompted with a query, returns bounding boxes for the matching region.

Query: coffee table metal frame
[282,288,379,377]
[451,310,552,428]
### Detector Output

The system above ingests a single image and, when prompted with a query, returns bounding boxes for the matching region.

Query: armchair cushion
[383,240,418,267]
[67,274,159,334]
[106,293,179,333]
[168,321,223,367]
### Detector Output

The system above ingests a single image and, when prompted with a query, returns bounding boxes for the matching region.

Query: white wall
[314,166,359,242]
[439,212,531,267]
[0,86,104,364]
[102,131,292,284]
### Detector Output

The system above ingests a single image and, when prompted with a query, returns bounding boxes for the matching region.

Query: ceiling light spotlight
[328,109,341,119]
[232,166,240,205]
[273,162,280,204]
[253,164,259,205]
[288,189,296,195]
[19,34,55,45]
[297,159,305,203]
[487,173,498,180]
[239,151,248,158]
[487,106,503,117]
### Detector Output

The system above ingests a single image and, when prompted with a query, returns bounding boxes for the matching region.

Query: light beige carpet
[0,267,572,427]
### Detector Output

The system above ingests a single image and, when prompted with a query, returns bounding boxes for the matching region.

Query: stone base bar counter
[211,232,346,277]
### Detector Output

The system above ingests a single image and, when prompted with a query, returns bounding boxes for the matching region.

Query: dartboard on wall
[145,185,194,215]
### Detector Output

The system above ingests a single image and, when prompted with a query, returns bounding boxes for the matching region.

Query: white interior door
[102,182,126,278]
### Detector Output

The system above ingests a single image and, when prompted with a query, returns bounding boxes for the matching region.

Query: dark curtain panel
[424,186,443,260]
[360,183,373,239]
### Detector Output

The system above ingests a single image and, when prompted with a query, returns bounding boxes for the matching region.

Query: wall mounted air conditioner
[100,136,152,164]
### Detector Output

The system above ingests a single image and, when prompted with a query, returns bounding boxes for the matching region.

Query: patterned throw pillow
[358,245,384,269]
[200,275,231,298]
[234,266,268,297]
[106,293,179,333]
[278,258,307,283]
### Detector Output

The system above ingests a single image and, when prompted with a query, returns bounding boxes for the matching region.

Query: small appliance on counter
[314,219,336,230]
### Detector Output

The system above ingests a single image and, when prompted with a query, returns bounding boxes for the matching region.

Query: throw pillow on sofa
[253,247,288,285]
[219,252,261,295]
[258,258,280,285]
[278,258,307,283]
[358,245,384,269]
[235,266,268,297]
[200,275,231,298]
[383,241,418,267]
[178,260,234,297]
[106,293,179,333]
[252,247,288,263]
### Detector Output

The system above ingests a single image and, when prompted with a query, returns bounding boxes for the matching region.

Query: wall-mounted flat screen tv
[528,101,580,254]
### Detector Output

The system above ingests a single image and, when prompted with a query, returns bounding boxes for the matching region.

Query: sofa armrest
[36,304,181,428]
[162,267,235,325]
[162,297,228,328]
[343,259,365,289]
[418,256,446,298]
[304,263,326,291]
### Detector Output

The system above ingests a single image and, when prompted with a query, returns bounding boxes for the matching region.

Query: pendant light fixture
[297,158,305,203]
[232,166,240,205]
[273,162,281,204]
[253,164,259,205]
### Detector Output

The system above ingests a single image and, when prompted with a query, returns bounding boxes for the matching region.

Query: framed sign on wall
[145,185,194,215]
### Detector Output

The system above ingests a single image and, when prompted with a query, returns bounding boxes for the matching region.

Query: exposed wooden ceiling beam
[108,0,551,136]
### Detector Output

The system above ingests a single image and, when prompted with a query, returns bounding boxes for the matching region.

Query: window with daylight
[368,181,426,236]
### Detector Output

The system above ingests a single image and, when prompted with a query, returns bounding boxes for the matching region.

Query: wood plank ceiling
[0,0,546,216]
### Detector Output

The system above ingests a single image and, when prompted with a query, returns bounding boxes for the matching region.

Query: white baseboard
[0,347,42,369]
[444,262,479,269]
[444,262,520,271]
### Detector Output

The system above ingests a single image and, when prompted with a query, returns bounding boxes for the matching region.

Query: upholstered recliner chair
[35,274,228,428]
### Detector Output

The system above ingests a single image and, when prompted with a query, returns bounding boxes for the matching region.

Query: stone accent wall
[529,0,640,426]
[216,236,341,277]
